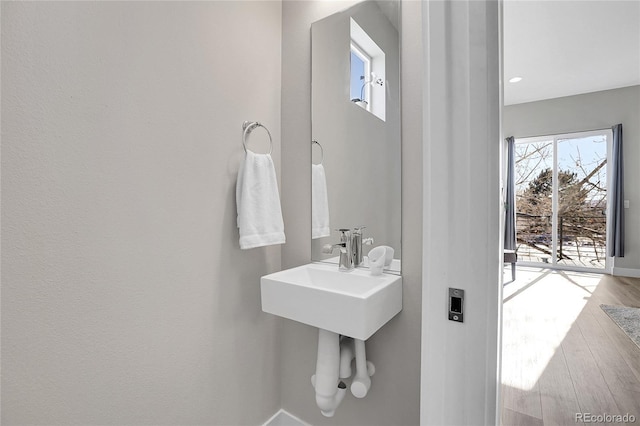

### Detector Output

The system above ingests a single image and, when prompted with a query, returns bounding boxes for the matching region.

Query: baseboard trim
[612,267,640,278]
[262,409,309,426]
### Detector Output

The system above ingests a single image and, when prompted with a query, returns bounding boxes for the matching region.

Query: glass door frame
[515,128,613,274]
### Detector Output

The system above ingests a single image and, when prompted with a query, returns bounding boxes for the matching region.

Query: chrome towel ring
[242,121,273,154]
[312,140,324,165]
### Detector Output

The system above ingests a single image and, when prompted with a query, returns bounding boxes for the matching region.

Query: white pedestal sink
[260,262,402,340]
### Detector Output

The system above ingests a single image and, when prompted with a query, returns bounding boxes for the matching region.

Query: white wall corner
[262,409,310,426]
[421,0,501,425]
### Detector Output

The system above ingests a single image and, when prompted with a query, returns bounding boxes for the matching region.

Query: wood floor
[501,267,640,426]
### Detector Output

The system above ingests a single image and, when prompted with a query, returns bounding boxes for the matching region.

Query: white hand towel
[312,163,330,239]
[236,150,285,249]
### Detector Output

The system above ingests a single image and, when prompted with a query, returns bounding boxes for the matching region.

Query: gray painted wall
[280,1,422,424]
[504,86,640,273]
[1,2,283,424]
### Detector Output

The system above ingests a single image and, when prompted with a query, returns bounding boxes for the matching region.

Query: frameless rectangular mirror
[311,0,401,274]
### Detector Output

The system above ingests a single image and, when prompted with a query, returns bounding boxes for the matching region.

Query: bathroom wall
[504,85,640,276]
[280,1,423,424]
[1,2,283,424]
[420,1,501,424]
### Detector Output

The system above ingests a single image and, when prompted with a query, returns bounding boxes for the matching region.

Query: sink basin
[323,256,402,274]
[260,262,402,340]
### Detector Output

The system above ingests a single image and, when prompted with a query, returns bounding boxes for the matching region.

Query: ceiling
[504,0,640,106]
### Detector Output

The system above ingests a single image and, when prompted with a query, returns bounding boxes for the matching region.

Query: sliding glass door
[514,139,554,264]
[515,130,610,270]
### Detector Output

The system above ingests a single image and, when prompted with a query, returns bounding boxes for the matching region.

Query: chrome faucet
[323,227,374,271]
[352,226,374,267]
[323,229,354,271]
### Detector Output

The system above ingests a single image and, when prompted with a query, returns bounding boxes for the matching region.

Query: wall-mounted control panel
[448,288,464,323]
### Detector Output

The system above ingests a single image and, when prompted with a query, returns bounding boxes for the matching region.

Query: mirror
[311,0,401,274]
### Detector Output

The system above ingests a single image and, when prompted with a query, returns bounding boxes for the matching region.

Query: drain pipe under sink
[351,338,374,398]
[311,330,376,417]
[311,329,347,417]
[339,336,354,378]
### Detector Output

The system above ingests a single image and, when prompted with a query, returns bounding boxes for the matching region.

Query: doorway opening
[514,129,611,271]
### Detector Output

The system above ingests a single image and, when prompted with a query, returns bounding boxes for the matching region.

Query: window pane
[556,135,607,269]
[350,51,365,102]
[515,140,554,264]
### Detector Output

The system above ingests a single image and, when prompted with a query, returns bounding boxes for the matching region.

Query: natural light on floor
[502,266,602,391]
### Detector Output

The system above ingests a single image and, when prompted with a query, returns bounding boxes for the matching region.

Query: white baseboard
[612,267,640,278]
[262,409,309,426]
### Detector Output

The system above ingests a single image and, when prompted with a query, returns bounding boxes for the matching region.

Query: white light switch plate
[624,200,630,209]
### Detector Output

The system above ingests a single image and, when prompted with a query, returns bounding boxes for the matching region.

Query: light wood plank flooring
[501,267,640,426]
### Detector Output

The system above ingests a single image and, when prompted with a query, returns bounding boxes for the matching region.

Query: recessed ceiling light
[509,77,523,83]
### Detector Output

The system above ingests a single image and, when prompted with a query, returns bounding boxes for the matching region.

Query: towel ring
[242,121,273,154]
[312,140,324,165]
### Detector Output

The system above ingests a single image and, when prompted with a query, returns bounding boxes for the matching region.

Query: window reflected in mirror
[349,17,385,121]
